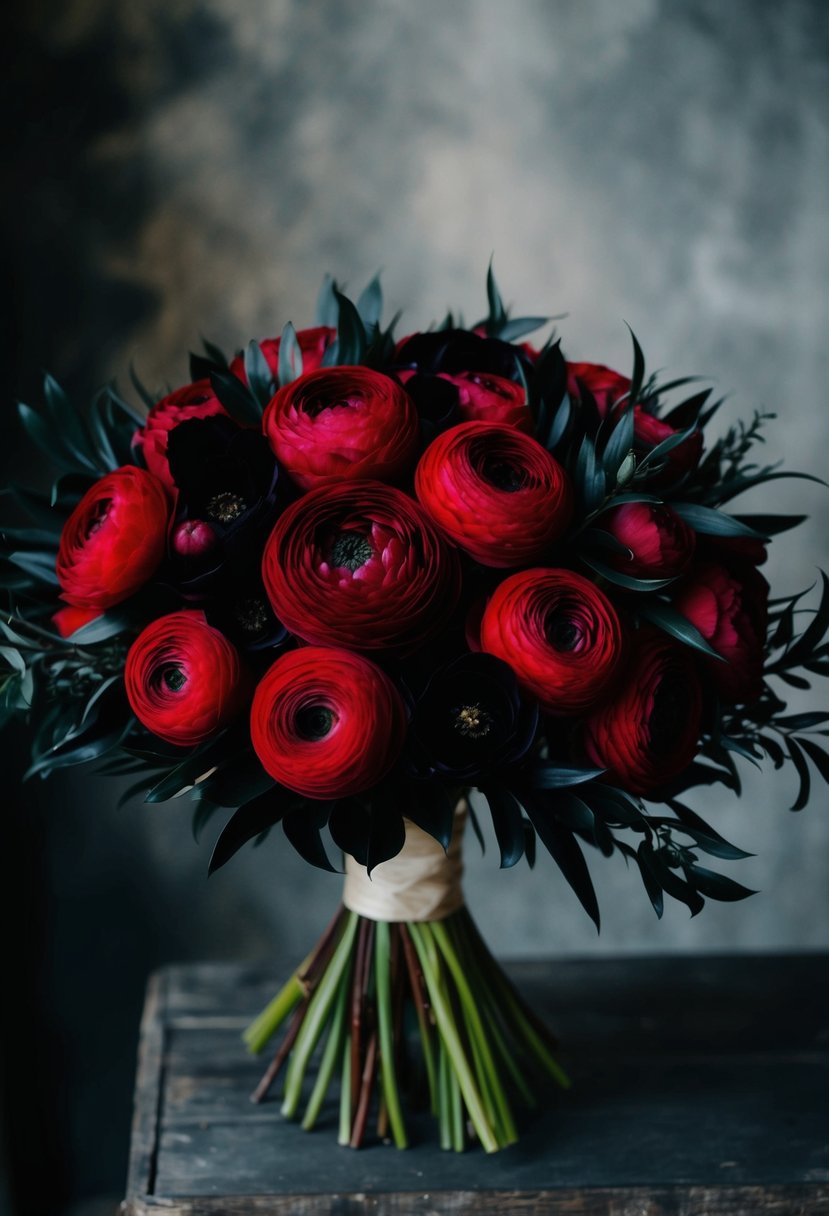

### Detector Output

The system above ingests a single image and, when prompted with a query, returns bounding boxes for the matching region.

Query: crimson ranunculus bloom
[262,481,461,652]
[136,382,227,489]
[673,563,769,702]
[438,371,532,431]
[263,366,419,490]
[566,362,631,416]
[230,326,336,383]
[479,568,624,713]
[601,501,695,579]
[583,631,703,794]
[250,646,407,799]
[415,422,572,568]
[125,610,249,746]
[56,467,170,610]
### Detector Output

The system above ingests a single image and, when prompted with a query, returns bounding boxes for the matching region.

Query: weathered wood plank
[123,955,829,1216]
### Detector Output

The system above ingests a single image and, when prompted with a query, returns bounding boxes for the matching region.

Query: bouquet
[3,267,828,1154]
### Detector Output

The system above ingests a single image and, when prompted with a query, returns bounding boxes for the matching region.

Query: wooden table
[122,954,829,1214]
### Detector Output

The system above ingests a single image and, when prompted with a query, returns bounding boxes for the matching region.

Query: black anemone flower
[204,572,289,654]
[395,328,532,382]
[165,415,281,598]
[408,652,538,781]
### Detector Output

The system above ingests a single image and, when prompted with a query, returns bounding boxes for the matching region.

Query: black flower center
[547,615,582,651]
[296,704,335,741]
[160,664,187,692]
[480,456,526,493]
[330,531,374,571]
[207,491,247,523]
[234,596,270,636]
[453,703,494,739]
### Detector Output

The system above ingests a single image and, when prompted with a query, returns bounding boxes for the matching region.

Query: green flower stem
[282,910,359,1119]
[375,922,408,1149]
[437,1040,451,1151]
[338,1033,352,1147]
[431,920,518,1147]
[243,972,304,1055]
[409,922,499,1153]
[301,971,349,1131]
[449,1055,464,1153]
[449,916,535,1107]
[461,911,570,1090]
[400,925,438,1117]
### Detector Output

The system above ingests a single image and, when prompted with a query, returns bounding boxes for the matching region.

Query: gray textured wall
[4,1,829,1207]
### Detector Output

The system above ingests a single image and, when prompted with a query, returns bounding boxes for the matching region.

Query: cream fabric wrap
[342,801,467,923]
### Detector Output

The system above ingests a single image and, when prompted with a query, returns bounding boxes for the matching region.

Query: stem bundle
[244,904,569,1151]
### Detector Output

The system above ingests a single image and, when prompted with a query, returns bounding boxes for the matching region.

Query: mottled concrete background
[3,0,829,1209]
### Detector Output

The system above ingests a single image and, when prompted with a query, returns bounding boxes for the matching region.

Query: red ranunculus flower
[136,382,227,489]
[56,467,170,609]
[125,610,249,746]
[262,481,461,652]
[601,501,695,579]
[438,371,531,431]
[250,646,407,798]
[415,422,572,568]
[566,361,631,415]
[479,568,624,713]
[230,326,336,383]
[262,366,419,490]
[583,630,703,794]
[673,563,769,702]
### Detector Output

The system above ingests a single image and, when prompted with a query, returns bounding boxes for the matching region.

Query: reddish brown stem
[349,918,370,1111]
[349,1030,378,1149]
[299,904,346,993]
[399,922,431,1022]
[251,997,309,1104]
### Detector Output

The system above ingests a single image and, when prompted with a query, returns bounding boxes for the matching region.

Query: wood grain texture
[121,954,829,1216]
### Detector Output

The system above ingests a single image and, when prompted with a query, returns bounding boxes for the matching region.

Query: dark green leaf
[334,290,367,365]
[209,370,262,425]
[670,502,769,540]
[683,863,756,902]
[639,843,704,916]
[497,316,548,342]
[356,273,383,330]
[283,801,338,871]
[796,736,829,788]
[208,786,297,875]
[527,804,600,931]
[732,513,806,536]
[481,785,525,868]
[580,554,676,592]
[201,337,228,368]
[366,806,406,875]
[7,550,59,585]
[602,407,635,478]
[315,273,340,327]
[278,322,304,387]
[526,763,605,790]
[486,258,507,331]
[779,571,829,668]
[625,324,645,405]
[787,736,811,811]
[638,601,725,661]
[244,341,275,408]
[403,781,455,850]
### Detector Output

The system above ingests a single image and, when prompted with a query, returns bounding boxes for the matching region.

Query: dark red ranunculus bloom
[229,326,336,383]
[673,562,769,702]
[479,568,624,713]
[601,501,695,579]
[566,361,631,416]
[135,382,227,489]
[583,630,703,794]
[262,366,419,490]
[438,371,531,431]
[415,422,572,568]
[262,481,461,652]
[125,610,249,746]
[56,466,170,609]
[250,646,407,798]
